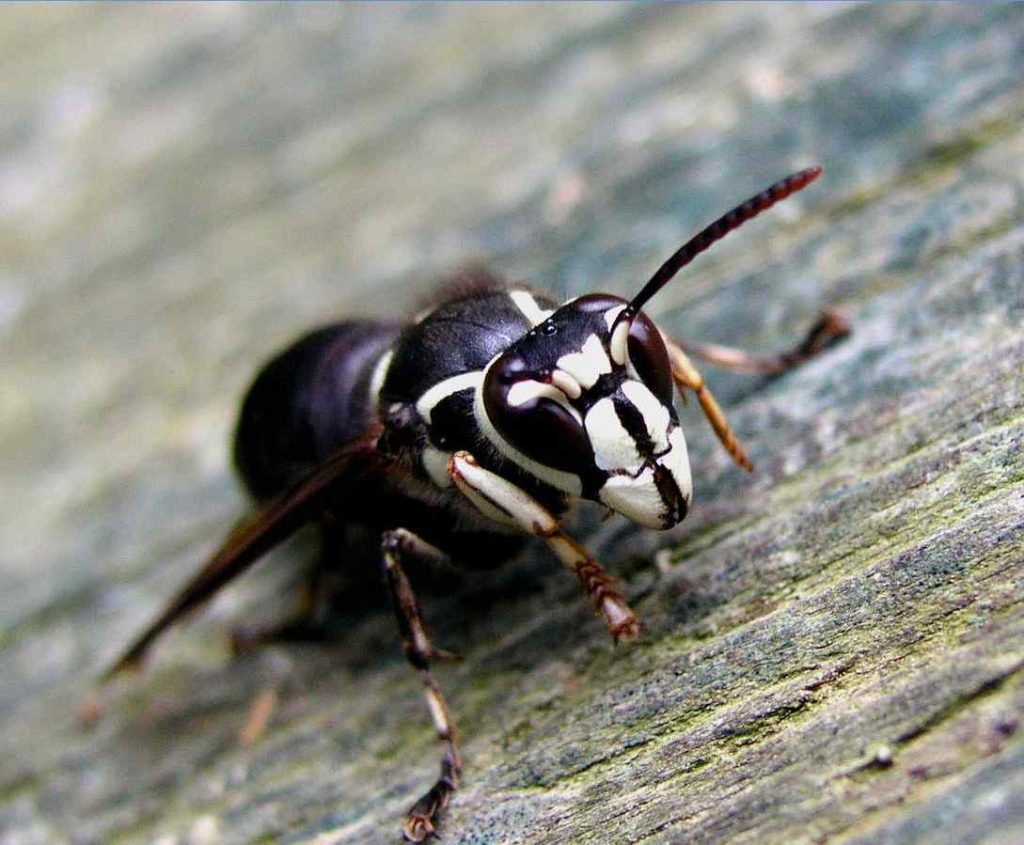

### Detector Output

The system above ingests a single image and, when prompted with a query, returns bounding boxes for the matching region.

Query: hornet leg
[230,564,333,654]
[663,310,849,471]
[664,339,753,472]
[673,309,850,375]
[448,452,639,643]
[381,528,461,842]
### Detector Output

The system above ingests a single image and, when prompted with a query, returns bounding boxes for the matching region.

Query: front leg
[447,451,639,643]
[381,528,461,842]
[664,339,753,472]
[662,310,850,472]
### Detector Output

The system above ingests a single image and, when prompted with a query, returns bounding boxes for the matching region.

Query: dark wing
[103,429,386,681]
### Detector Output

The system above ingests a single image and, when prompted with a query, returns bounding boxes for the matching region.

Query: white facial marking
[610,319,630,366]
[599,467,667,529]
[604,305,627,331]
[621,380,671,452]
[415,371,484,421]
[584,397,642,472]
[506,380,582,424]
[510,290,553,326]
[598,426,691,529]
[666,425,693,503]
[550,368,582,399]
[556,333,612,388]
[593,383,692,529]
[507,379,560,407]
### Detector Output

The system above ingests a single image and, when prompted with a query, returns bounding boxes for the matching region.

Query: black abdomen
[233,321,400,502]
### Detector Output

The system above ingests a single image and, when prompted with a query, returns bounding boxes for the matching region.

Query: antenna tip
[799,164,824,186]
[770,166,824,204]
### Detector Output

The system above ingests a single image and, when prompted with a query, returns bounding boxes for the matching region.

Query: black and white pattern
[362,287,692,531]
[110,170,840,842]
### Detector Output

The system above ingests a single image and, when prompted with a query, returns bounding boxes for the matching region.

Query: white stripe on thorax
[509,290,553,326]
[367,348,394,420]
[415,370,484,420]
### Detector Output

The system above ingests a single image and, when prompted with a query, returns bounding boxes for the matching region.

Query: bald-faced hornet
[105,168,848,841]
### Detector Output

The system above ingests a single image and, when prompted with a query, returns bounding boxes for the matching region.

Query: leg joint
[381,527,411,555]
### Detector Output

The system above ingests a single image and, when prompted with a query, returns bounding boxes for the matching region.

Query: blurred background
[2,5,1022,845]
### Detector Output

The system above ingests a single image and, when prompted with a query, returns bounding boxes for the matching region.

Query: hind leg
[229,561,335,654]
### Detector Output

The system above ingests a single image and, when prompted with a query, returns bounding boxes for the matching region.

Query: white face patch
[584,397,642,472]
[591,381,692,529]
[620,380,671,452]
[599,467,667,529]
[666,425,693,503]
[556,334,612,389]
[604,305,627,331]
[506,379,582,424]
[550,368,582,399]
[605,302,631,365]
[609,319,630,366]
[509,290,553,326]
[598,435,692,529]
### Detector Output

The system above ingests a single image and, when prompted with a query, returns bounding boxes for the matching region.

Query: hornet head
[476,166,824,530]
[480,294,690,528]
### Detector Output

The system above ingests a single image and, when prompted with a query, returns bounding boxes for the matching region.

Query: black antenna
[614,167,823,333]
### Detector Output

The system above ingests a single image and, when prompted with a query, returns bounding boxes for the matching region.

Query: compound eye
[628,312,674,405]
[483,358,594,477]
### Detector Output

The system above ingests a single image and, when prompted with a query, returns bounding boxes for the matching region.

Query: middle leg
[381,528,461,843]
[675,309,850,375]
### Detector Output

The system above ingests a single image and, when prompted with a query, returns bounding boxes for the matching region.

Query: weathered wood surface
[2,6,1022,844]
